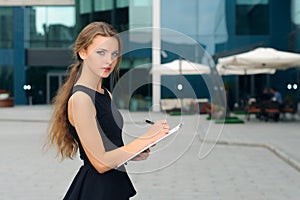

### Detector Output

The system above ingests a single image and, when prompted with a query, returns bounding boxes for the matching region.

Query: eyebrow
[95,48,118,52]
[96,48,107,51]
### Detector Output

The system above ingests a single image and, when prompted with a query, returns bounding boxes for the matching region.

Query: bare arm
[68,92,169,173]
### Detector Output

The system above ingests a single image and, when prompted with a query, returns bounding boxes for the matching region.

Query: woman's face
[80,35,119,78]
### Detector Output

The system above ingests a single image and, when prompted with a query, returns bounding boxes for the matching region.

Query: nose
[103,54,112,65]
[105,53,116,65]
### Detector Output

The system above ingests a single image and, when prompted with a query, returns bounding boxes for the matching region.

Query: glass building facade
[28,6,75,48]
[0,7,13,48]
[235,0,269,35]
[0,7,14,98]
[0,2,75,104]
[74,0,300,111]
[26,6,76,104]
[0,0,299,109]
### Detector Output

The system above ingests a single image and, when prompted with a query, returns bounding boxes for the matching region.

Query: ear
[78,49,87,60]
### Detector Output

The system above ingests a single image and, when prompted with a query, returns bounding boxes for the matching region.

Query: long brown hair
[47,22,121,160]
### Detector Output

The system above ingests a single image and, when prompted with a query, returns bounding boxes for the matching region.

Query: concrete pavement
[0,105,300,200]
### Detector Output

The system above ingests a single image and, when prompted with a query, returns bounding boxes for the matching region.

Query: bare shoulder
[69,91,96,113]
[70,91,92,103]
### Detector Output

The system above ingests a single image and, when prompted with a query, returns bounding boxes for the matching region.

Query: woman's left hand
[131,148,150,161]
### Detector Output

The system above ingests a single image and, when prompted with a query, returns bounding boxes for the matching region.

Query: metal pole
[235,76,239,105]
[250,75,255,97]
[152,0,161,112]
[110,0,117,92]
[266,74,270,89]
[46,73,50,104]
[179,57,183,111]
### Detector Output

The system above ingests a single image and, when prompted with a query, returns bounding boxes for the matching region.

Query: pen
[145,119,155,125]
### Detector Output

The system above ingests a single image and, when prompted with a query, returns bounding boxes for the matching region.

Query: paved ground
[0,105,300,200]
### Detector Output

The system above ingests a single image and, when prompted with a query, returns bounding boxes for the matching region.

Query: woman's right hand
[142,120,170,143]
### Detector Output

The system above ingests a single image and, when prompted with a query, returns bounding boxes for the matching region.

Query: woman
[47,22,170,199]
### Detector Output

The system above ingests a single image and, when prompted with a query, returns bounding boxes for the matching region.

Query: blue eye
[96,50,105,55]
[112,51,119,58]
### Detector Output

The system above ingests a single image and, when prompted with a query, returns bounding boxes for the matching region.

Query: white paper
[117,122,183,168]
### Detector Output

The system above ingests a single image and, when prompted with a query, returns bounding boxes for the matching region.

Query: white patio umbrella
[150,59,211,113]
[217,47,300,102]
[151,59,211,75]
[217,47,300,70]
[216,63,276,75]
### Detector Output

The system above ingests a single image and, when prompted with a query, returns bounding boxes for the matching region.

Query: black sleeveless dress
[63,85,136,200]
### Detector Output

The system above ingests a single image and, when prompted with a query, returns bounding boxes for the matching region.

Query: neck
[75,64,103,92]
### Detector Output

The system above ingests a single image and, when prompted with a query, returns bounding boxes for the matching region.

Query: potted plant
[0,89,10,100]
[0,89,13,107]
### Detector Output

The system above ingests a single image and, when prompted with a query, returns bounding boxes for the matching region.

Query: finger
[164,124,170,129]
[136,154,144,160]
[140,152,148,157]
[138,154,146,160]
[162,120,167,124]
[141,152,150,159]
[142,148,150,153]
[157,120,167,124]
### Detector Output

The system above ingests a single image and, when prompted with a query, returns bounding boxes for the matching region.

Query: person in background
[46,21,170,200]
[268,87,283,121]
[270,87,283,105]
[260,88,271,101]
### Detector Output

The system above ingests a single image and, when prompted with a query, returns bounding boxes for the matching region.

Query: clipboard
[117,122,183,168]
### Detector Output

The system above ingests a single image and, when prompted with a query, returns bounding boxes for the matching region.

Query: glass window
[237,0,268,4]
[133,0,151,7]
[0,7,13,48]
[94,0,113,11]
[92,5,129,32]
[26,66,67,104]
[0,66,14,95]
[94,0,128,11]
[80,0,129,13]
[292,0,300,25]
[236,0,270,35]
[117,0,129,8]
[80,0,92,14]
[129,0,152,29]
[28,6,76,48]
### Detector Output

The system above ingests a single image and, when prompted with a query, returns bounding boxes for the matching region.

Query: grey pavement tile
[0,106,300,200]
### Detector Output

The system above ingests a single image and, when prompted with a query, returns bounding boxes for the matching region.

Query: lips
[102,67,111,72]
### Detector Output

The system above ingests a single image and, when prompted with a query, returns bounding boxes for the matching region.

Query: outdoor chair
[263,101,280,121]
[281,100,297,120]
[245,101,262,121]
